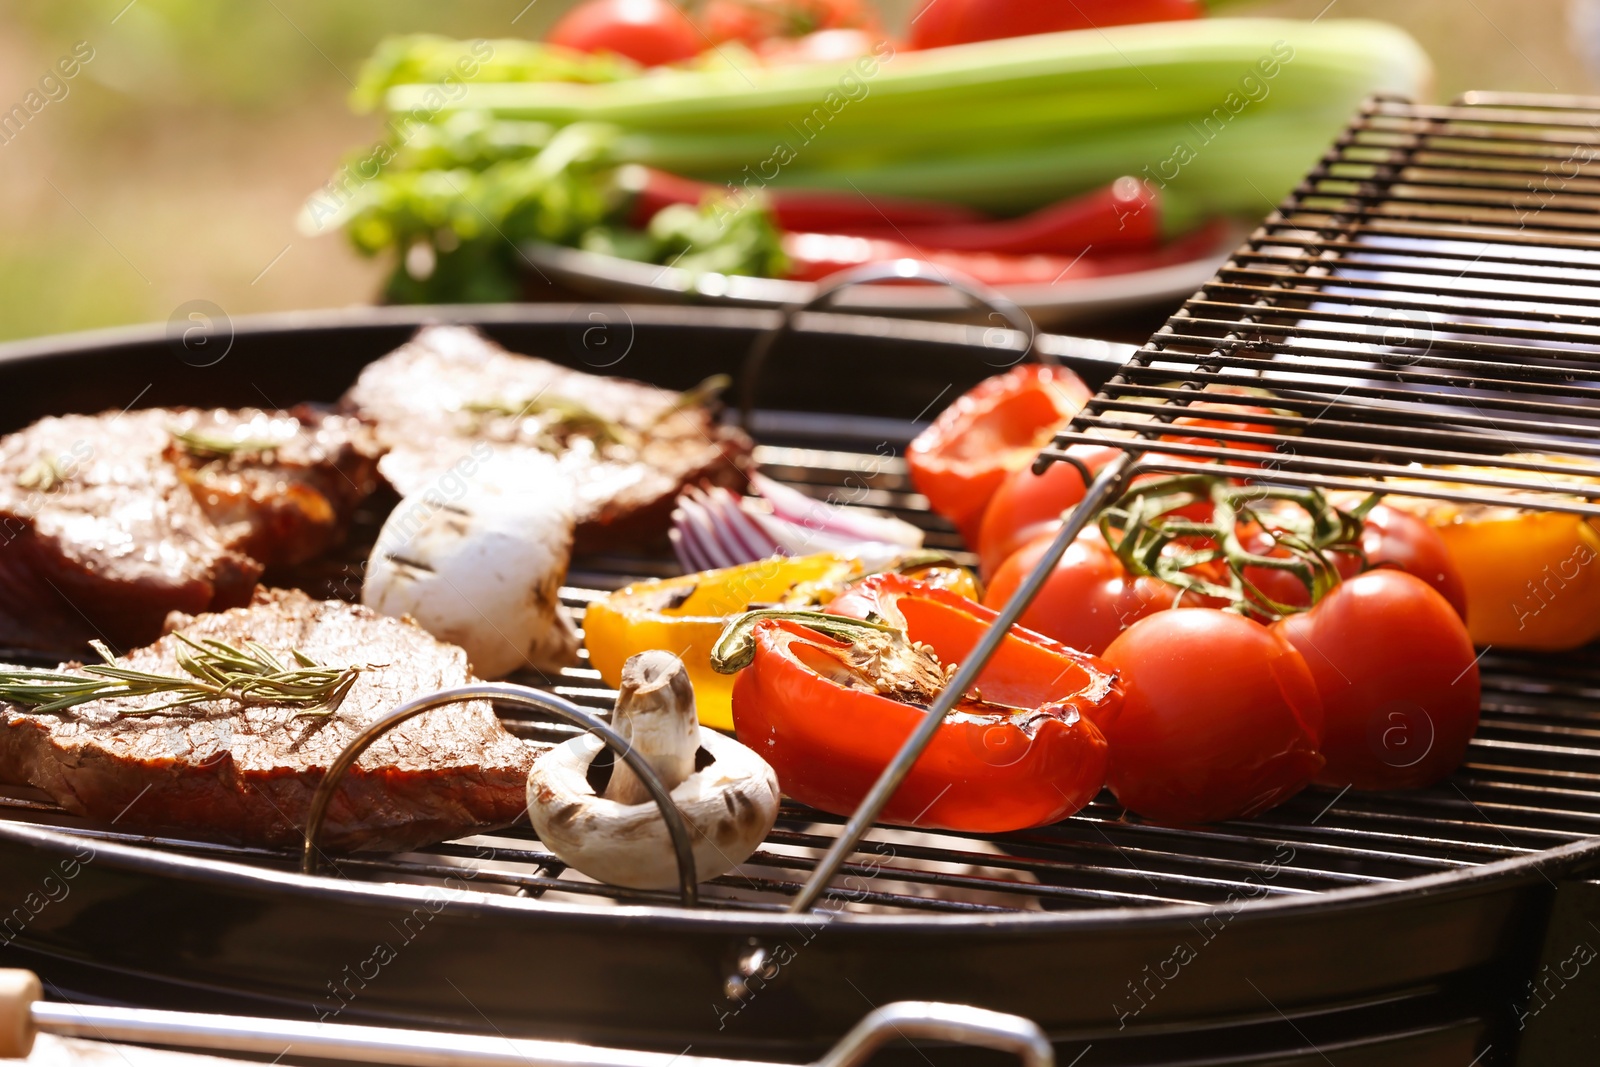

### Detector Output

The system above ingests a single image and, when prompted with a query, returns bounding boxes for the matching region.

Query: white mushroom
[363,454,579,678]
[527,651,780,890]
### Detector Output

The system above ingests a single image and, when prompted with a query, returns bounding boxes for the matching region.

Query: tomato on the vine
[1100,609,1324,824]
[1240,503,1467,620]
[975,442,1122,579]
[1274,570,1479,791]
[1358,504,1469,619]
[982,527,1215,656]
[547,0,705,67]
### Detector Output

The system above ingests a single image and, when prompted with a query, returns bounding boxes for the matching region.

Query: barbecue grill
[4,94,1600,1065]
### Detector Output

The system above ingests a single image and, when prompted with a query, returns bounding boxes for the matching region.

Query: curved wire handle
[738,260,1051,429]
[301,683,700,907]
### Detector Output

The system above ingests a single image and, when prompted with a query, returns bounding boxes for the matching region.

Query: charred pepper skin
[728,575,1120,833]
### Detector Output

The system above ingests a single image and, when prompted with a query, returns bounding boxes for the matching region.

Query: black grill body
[4,95,1600,1066]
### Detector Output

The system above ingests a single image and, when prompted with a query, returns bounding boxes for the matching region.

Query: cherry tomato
[1274,570,1479,792]
[906,365,1093,547]
[909,0,1201,50]
[1240,503,1468,619]
[1359,505,1469,620]
[547,0,704,67]
[983,527,1213,656]
[1100,609,1324,824]
[974,442,1121,579]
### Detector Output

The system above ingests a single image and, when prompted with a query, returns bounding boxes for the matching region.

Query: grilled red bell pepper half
[906,363,1093,546]
[712,575,1120,832]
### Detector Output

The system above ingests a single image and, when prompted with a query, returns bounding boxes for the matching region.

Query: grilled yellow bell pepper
[1421,506,1600,650]
[584,552,977,729]
[1383,459,1600,651]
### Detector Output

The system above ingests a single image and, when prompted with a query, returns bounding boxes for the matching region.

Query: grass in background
[0,0,1590,343]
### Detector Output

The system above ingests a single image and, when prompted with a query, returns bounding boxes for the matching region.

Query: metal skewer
[0,971,1052,1067]
[787,454,1135,914]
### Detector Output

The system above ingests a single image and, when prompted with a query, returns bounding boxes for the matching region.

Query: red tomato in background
[703,0,878,46]
[1100,609,1324,824]
[759,27,878,63]
[548,0,704,66]
[909,0,1202,50]
[982,527,1216,656]
[1274,570,1479,791]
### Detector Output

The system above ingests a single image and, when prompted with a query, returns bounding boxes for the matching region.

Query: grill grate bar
[1097,381,1600,436]
[1034,450,1600,520]
[1186,289,1600,340]
[1192,273,1600,327]
[1235,234,1600,272]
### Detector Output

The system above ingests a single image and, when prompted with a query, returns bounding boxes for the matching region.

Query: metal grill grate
[3,432,1599,918]
[7,97,1600,923]
[1040,95,1600,514]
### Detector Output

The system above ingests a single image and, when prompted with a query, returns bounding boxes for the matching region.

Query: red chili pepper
[841,178,1161,255]
[909,0,1203,51]
[713,575,1120,832]
[619,166,987,231]
[781,219,1227,286]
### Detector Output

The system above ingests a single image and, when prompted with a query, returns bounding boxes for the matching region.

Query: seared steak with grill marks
[341,325,752,551]
[0,589,533,851]
[0,407,380,653]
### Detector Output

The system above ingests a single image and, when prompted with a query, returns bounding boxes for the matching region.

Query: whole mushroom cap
[528,729,780,890]
[527,651,780,891]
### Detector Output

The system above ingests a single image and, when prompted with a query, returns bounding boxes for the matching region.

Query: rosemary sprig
[463,394,633,448]
[0,636,366,718]
[645,373,733,430]
[169,427,280,458]
[15,452,68,492]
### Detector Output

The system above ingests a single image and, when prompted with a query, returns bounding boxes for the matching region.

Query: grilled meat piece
[0,589,533,852]
[341,325,752,552]
[0,407,380,653]
[166,407,382,567]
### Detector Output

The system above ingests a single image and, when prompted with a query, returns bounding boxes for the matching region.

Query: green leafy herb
[464,393,634,448]
[15,453,68,493]
[0,636,367,718]
[169,427,280,458]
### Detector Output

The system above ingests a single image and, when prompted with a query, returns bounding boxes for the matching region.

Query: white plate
[521,228,1243,328]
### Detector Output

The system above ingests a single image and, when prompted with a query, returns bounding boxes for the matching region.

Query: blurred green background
[0,0,1593,343]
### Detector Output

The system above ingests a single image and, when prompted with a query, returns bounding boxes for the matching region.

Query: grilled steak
[341,325,752,551]
[166,407,382,568]
[0,589,533,851]
[0,407,380,652]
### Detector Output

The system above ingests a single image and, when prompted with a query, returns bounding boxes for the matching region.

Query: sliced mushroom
[363,455,579,678]
[527,651,780,890]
